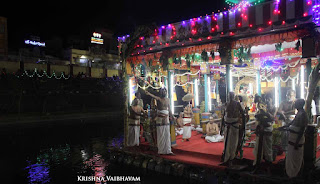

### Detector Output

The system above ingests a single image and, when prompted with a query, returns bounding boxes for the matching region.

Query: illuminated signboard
[24,40,46,47]
[91,32,103,44]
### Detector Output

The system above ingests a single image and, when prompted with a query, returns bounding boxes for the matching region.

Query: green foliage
[201,50,209,62]
[185,54,191,68]
[160,50,173,70]
[173,54,181,65]
[218,40,233,64]
[210,50,215,61]
[234,46,252,64]
[275,42,283,52]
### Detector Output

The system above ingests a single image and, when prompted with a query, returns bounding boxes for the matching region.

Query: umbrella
[182,93,194,102]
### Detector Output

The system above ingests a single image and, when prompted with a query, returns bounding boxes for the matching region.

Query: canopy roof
[119,0,316,56]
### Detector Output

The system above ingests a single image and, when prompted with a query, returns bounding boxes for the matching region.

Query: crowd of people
[127,87,314,178]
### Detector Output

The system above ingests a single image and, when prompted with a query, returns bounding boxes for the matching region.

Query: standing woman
[145,88,175,155]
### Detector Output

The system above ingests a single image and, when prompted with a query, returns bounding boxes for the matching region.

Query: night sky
[2,0,225,51]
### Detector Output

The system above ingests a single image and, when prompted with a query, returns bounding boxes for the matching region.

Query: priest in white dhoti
[145,88,175,155]
[182,104,193,142]
[128,98,145,147]
[205,116,223,143]
[181,93,195,141]
[221,92,244,166]
[282,99,308,178]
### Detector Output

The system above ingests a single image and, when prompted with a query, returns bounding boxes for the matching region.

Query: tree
[119,24,156,146]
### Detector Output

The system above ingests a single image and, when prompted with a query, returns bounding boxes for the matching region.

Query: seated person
[205,116,224,143]
[196,112,220,133]
[175,112,184,136]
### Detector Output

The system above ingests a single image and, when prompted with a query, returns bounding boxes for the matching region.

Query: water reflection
[25,160,50,184]
[1,119,130,183]
[107,136,124,149]
[25,144,71,184]
[84,154,109,184]
[24,138,114,184]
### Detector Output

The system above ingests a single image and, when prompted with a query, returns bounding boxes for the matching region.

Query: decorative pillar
[168,70,174,115]
[256,70,261,95]
[301,65,305,99]
[128,76,133,109]
[226,65,231,101]
[194,78,199,107]
[275,76,280,108]
[278,76,281,104]
[306,58,312,84]
[167,71,177,146]
[208,75,212,112]
[204,74,208,112]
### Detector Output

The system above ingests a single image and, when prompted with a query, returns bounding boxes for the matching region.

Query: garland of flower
[261,71,299,82]
[174,70,200,77]
[135,70,201,89]
[260,57,301,71]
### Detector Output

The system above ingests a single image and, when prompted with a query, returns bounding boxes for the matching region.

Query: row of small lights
[119,0,313,41]
[120,0,315,56]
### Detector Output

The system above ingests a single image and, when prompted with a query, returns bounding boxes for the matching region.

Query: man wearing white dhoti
[252,95,274,173]
[283,99,308,178]
[182,104,193,142]
[205,116,223,143]
[145,88,175,155]
[128,98,145,147]
[132,92,144,140]
[221,92,244,166]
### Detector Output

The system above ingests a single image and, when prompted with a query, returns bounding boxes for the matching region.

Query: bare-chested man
[276,89,296,152]
[205,116,223,143]
[145,88,174,155]
[128,98,146,147]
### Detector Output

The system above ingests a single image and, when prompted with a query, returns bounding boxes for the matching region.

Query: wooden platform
[126,130,297,171]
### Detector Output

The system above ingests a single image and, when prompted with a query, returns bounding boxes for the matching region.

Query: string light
[17,68,70,80]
